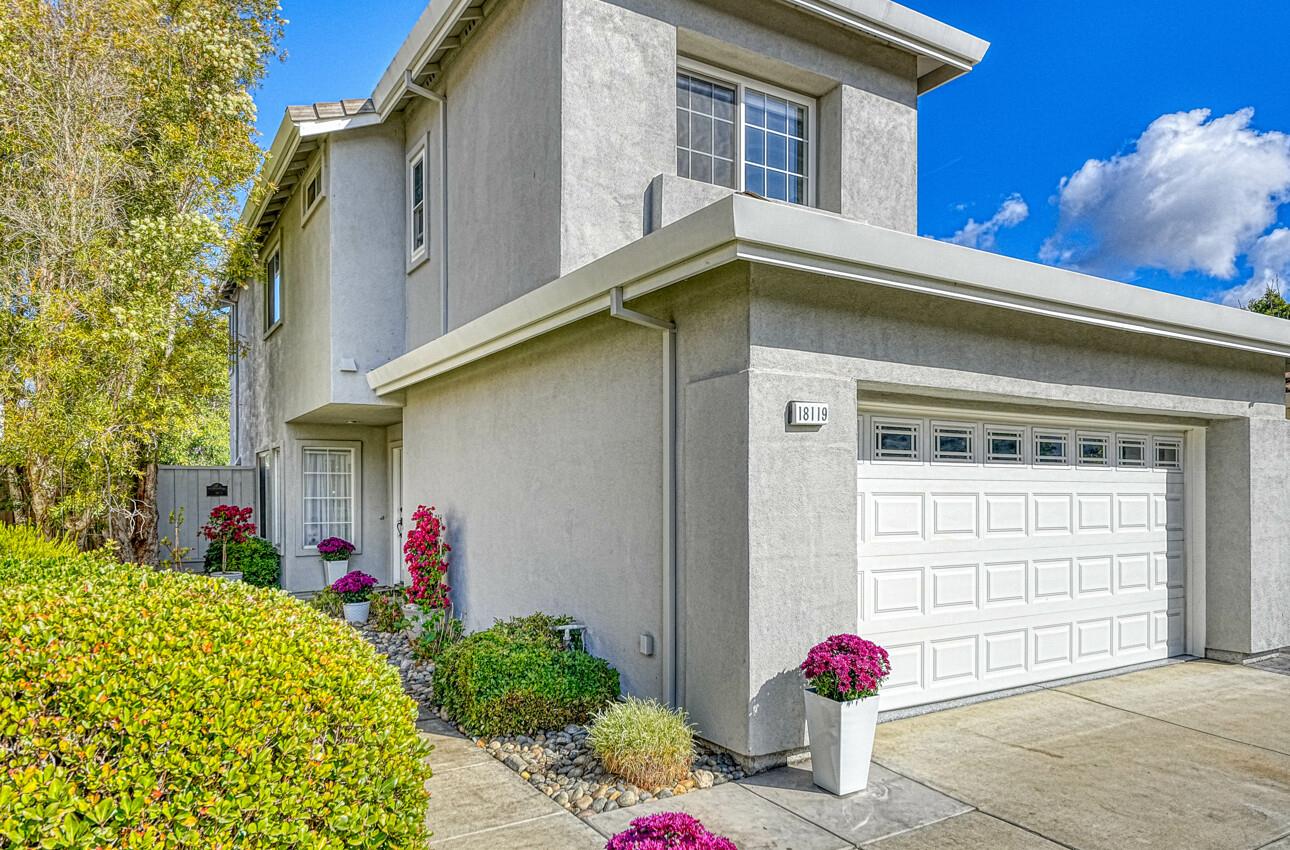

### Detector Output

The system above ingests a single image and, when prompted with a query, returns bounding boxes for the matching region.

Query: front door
[390,444,404,584]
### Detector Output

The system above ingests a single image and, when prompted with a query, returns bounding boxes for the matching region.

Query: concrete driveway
[587,660,1290,849]
[871,660,1290,850]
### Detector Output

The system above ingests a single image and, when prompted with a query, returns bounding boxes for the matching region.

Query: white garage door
[858,410,1186,710]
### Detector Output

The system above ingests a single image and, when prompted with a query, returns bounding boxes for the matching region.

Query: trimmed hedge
[202,536,281,587]
[0,526,431,849]
[433,614,619,736]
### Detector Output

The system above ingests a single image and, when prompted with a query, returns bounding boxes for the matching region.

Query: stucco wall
[329,125,407,407]
[400,311,667,697]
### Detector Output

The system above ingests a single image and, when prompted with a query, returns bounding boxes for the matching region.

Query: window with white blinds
[302,446,357,547]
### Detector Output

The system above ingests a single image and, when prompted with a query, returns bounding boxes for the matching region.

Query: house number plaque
[788,401,829,427]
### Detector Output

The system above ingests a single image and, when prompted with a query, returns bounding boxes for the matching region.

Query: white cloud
[944,194,1029,250]
[1216,227,1290,305]
[1039,108,1290,281]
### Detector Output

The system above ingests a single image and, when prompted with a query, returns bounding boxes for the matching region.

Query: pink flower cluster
[606,813,737,850]
[331,570,376,602]
[200,505,256,545]
[800,634,891,702]
[403,505,452,608]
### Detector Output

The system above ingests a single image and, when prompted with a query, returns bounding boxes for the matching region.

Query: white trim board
[368,195,1290,395]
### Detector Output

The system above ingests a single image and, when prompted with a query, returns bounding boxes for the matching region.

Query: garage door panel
[858,411,1187,711]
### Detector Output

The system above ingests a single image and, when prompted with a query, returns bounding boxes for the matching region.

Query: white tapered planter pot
[803,688,879,795]
[343,601,370,624]
[323,558,349,585]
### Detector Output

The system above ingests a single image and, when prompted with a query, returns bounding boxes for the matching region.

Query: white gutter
[607,288,679,709]
[368,195,1290,396]
[403,72,452,334]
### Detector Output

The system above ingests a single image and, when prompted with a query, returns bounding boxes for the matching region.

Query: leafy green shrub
[0,525,432,849]
[494,611,577,649]
[370,587,410,632]
[202,537,280,586]
[309,585,342,617]
[433,615,619,736]
[588,698,695,790]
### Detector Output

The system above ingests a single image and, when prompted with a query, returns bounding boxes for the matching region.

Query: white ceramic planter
[343,600,370,624]
[803,687,880,795]
[210,571,243,582]
[323,558,349,586]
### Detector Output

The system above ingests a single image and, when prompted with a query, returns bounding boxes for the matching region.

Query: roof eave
[367,195,1290,396]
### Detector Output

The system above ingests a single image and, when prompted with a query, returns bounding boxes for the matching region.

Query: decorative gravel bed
[353,622,747,817]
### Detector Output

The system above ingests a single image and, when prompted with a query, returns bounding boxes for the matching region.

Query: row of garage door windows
[861,417,1184,469]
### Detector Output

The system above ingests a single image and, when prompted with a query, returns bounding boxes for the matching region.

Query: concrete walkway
[419,717,604,848]
[581,661,1290,849]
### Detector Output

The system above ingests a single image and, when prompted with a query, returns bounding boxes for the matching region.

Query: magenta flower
[317,536,356,561]
[330,570,377,602]
[606,812,737,850]
[800,634,891,702]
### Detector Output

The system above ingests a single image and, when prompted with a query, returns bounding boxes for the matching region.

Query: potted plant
[332,570,377,624]
[800,633,891,795]
[317,536,356,585]
[199,504,256,582]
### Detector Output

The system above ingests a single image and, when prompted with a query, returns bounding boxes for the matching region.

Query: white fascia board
[368,195,1290,396]
[373,0,478,116]
[237,112,300,231]
[728,197,1290,359]
[297,113,383,139]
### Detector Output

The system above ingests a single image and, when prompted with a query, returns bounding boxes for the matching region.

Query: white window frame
[300,153,325,226]
[1117,434,1149,467]
[300,442,362,553]
[931,421,976,463]
[984,425,1025,464]
[407,145,428,267]
[1032,429,1071,465]
[256,446,282,548]
[1076,432,1111,466]
[1154,436,1183,470]
[872,418,921,462]
[263,239,283,337]
[676,57,817,208]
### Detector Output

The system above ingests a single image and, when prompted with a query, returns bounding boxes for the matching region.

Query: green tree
[0,0,283,559]
[1245,280,1290,319]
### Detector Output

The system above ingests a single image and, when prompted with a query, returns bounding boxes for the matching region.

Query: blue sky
[253,1,1290,305]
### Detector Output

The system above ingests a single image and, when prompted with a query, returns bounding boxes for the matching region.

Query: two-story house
[231,0,1290,765]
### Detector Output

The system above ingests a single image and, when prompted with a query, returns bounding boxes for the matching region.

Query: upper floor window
[263,245,282,333]
[408,149,427,262]
[300,155,324,225]
[676,61,813,207]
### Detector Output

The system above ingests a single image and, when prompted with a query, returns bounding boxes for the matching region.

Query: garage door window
[932,423,975,462]
[1118,435,1148,467]
[1077,433,1110,465]
[985,426,1024,463]
[873,420,920,460]
[1154,437,1182,469]
[1033,431,1069,464]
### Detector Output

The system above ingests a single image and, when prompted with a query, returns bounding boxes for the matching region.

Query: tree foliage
[0,0,283,558]
[1245,282,1290,319]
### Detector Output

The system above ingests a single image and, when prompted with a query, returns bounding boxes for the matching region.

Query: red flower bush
[606,812,737,850]
[800,634,890,702]
[200,505,256,545]
[404,505,451,607]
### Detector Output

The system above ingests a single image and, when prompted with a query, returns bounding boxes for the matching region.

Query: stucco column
[744,369,859,757]
[1205,414,1290,656]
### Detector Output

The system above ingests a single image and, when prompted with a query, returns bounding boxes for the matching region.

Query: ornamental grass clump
[588,697,695,790]
[0,525,432,849]
[606,812,737,850]
[800,633,891,701]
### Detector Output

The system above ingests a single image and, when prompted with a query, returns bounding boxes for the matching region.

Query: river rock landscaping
[352,621,746,817]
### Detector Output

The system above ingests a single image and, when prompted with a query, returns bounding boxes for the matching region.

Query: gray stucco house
[231,0,1290,763]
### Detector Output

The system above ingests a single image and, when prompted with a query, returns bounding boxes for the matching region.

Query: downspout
[609,287,679,707]
[404,72,451,334]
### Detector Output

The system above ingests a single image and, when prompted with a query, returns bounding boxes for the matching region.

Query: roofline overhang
[367,194,1290,396]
